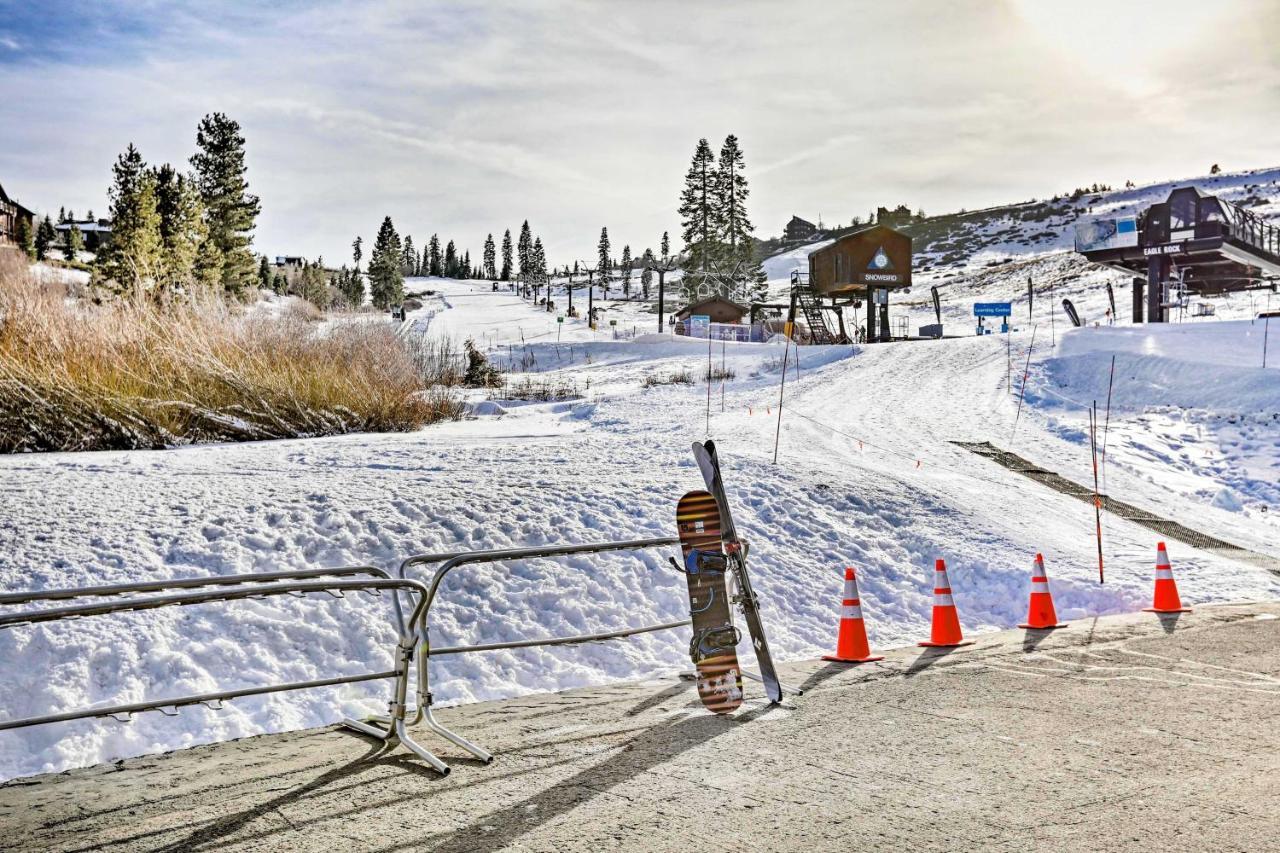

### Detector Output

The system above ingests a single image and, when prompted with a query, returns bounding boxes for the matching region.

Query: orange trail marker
[822,568,884,663]
[1143,542,1192,614]
[1019,553,1068,630]
[919,559,974,648]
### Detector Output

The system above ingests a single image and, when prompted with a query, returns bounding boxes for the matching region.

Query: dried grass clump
[0,251,462,452]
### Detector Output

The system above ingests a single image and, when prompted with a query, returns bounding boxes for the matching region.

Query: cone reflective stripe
[1143,542,1192,613]
[822,568,884,663]
[1019,553,1068,630]
[919,558,974,648]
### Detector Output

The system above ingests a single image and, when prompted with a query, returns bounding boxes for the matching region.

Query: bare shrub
[641,369,694,388]
[493,376,582,401]
[0,253,462,452]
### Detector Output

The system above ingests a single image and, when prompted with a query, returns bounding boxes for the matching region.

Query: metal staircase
[790,272,847,344]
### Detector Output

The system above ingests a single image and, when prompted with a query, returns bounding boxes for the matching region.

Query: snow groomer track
[953,441,1280,575]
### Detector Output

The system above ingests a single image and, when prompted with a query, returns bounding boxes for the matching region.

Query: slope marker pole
[772,334,791,465]
[1100,354,1116,493]
[1010,324,1037,444]
[1089,402,1105,584]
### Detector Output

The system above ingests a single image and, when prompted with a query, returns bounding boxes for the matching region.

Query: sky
[1,0,1277,268]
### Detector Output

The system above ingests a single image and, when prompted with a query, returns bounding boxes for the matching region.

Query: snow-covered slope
[764,166,1280,334]
[2,273,1276,781]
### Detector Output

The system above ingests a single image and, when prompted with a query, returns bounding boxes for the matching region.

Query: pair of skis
[675,440,784,714]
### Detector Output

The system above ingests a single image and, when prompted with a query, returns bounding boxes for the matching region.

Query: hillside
[763,165,1280,331]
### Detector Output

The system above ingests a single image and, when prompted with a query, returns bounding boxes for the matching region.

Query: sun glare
[1010,0,1231,96]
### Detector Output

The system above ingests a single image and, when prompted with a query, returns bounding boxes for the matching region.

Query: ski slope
[3,196,1280,780]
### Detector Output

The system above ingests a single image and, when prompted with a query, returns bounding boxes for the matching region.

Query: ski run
[2,178,1279,782]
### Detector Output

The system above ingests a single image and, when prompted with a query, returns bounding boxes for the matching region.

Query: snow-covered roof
[54,221,111,233]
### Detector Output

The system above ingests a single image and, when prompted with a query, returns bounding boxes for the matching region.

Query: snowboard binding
[689,624,742,662]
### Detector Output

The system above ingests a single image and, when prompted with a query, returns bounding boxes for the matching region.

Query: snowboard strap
[690,624,742,660]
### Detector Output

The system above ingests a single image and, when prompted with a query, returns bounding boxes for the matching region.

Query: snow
[2,167,1279,780]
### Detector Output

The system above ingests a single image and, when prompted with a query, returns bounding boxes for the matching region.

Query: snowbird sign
[973,302,1012,317]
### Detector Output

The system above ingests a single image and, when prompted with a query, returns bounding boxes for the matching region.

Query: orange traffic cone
[1019,553,1068,630]
[1143,542,1191,613]
[919,558,974,648]
[822,568,884,663]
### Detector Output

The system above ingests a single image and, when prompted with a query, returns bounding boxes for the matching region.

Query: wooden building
[674,295,748,324]
[0,181,35,249]
[783,215,817,244]
[806,224,912,343]
[806,224,911,296]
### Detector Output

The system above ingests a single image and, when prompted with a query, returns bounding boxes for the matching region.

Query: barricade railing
[1,537,756,777]
[396,536,686,770]
[0,568,461,775]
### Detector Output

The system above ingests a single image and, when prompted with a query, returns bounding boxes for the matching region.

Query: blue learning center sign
[973,302,1012,317]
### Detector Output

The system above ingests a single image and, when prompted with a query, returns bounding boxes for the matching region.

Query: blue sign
[973,302,1012,318]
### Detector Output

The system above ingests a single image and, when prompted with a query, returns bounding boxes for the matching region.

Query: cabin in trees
[54,219,113,252]
[0,181,35,249]
[783,215,818,244]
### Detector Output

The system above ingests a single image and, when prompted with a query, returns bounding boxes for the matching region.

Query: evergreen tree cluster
[93,112,260,300]
[676,134,766,301]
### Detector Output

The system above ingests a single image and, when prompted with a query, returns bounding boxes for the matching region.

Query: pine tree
[58,206,67,224]
[462,249,472,279]
[620,244,632,298]
[67,209,75,222]
[678,138,718,289]
[531,237,546,288]
[640,249,654,299]
[427,234,442,277]
[597,227,611,292]
[15,218,34,259]
[352,235,363,271]
[500,229,513,280]
[444,240,457,278]
[340,265,364,307]
[367,216,404,308]
[483,233,496,280]
[401,235,417,277]
[153,164,208,292]
[298,258,330,308]
[258,255,272,290]
[64,224,84,262]
[190,112,261,298]
[517,220,532,282]
[713,134,765,298]
[35,215,56,261]
[661,231,670,261]
[98,143,163,293]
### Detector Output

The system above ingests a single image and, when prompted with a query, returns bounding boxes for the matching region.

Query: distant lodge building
[783,215,818,244]
[0,181,35,249]
[54,219,113,252]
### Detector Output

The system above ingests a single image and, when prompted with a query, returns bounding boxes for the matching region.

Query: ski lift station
[1075,186,1280,322]
[767,224,913,345]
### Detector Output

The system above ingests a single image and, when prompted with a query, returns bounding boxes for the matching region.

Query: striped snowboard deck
[676,490,744,714]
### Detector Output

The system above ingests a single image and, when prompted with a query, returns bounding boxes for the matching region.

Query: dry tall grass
[0,251,461,452]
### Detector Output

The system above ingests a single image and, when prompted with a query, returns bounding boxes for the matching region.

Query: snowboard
[692,440,784,704]
[675,490,745,714]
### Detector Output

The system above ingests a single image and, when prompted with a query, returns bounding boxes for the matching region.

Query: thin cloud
[0,0,1274,265]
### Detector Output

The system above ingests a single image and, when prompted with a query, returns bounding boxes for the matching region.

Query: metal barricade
[0,567,460,775]
[397,537,685,769]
